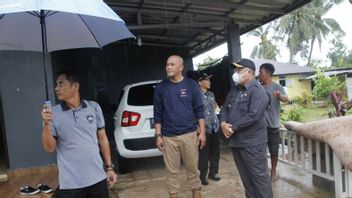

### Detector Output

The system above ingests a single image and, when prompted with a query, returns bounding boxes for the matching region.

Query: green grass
[282,103,335,123]
[300,106,331,122]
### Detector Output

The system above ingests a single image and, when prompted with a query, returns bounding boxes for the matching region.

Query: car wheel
[117,152,130,174]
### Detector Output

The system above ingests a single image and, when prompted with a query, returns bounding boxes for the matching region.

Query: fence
[279,128,352,198]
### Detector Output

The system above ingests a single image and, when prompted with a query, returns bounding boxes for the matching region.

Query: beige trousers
[163,132,201,194]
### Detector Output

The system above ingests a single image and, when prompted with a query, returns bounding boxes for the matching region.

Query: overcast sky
[193,0,352,68]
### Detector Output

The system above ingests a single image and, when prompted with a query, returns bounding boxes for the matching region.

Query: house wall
[273,75,312,99]
[0,51,56,170]
[51,45,192,104]
[0,44,192,170]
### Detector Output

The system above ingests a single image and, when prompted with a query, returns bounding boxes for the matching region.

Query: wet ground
[0,159,7,182]
[0,144,333,197]
[109,146,333,198]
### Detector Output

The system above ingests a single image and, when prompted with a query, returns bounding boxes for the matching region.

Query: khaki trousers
[163,132,201,194]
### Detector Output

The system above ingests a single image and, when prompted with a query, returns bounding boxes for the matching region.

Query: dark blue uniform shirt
[220,79,269,147]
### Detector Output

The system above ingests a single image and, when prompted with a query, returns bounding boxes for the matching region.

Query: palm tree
[279,6,311,63]
[278,0,344,65]
[306,0,344,66]
[249,25,280,60]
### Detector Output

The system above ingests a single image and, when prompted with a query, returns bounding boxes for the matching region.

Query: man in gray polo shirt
[41,71,117,198]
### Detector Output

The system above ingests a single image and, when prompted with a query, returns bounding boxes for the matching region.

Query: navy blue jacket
[153,77,205,136]
[220,79,269,147]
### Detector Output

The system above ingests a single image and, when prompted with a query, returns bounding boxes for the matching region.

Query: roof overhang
[106,0,311,56]
[303,69,352,80]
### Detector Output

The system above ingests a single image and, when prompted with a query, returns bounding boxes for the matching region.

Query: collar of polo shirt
[60,100,88,111]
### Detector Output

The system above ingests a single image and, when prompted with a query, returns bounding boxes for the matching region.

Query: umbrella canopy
[0,0,134,99]
[0,0,134,52]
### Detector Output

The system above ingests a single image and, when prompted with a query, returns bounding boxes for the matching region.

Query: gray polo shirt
[220,79,269,148]
[263,82,286,129]
[50,100,106,189]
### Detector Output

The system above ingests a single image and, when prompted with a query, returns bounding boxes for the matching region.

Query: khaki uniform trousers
[163,132,201,194]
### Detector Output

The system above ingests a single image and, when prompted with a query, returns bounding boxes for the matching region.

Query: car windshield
[127,83,157,106]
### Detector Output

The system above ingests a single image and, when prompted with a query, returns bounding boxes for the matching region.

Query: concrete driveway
[109,145,333,198]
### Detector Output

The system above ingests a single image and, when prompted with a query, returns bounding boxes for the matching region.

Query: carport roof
[106,0,310,56]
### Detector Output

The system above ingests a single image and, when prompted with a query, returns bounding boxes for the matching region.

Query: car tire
[117,151,130,174]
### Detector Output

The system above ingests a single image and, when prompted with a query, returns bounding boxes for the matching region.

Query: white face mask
[232,72,242,84]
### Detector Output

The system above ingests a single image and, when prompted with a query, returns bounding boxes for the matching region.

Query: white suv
[113,80,162,173]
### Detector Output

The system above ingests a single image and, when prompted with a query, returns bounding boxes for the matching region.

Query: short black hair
[260,63,275,76]
[57,70,80,86]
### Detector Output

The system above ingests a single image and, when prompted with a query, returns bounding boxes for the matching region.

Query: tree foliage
[305,0,344,66]
[279,6,311,63]
[327,35,352,68]
[197,56,221,70]
[278,0,344,65]
[313,69,346,99]
[249,25,280,60]
[287,106,305,122]
[307,58,324,68]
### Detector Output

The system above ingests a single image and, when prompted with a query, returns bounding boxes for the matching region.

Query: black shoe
[20,185,40,195]
[208,174,221,181]
[37,184,53,194]
[201,180,209,185]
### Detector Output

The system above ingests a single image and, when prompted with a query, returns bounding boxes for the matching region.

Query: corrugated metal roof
[303,68,352,80]
[105,0,311,56]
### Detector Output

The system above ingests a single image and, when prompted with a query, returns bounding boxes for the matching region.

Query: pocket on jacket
[238,99,249,112]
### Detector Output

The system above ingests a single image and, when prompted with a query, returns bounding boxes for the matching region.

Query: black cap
[232,59,256,71]
[197,72,213,81]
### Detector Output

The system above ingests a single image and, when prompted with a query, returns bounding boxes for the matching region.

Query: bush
[287,106,304,122]
[313,69,346,100]
[280,105,287,126]
[294,92,313,108]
